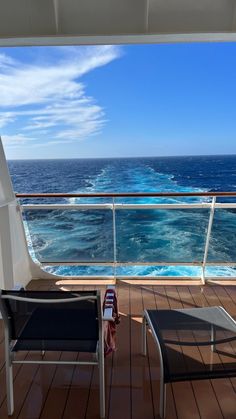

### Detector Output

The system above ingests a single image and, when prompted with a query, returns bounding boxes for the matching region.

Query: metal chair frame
[142,306,236,419]
[0,290,105,419]
[142,310,166,419]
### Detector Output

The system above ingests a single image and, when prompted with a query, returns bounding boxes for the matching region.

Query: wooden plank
[0,352,42,418]
[130,284,154,419]
[40,352,78,419]
[17,351,61,419]
[108,283,131,419]
[189,285,236,418]
[81,284,106,419]
[1,280,236,419]
[63,284,98,419]
[0,351,29,409]
[223,285,236,302]
[119,279,202,286]
[151,285,177,419]
[164,286,201,419]
[177,286,224,419]
[62,357,95,419]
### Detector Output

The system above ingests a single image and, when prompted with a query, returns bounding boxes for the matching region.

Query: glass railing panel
[23,209,113,263]
[115,265,202,277]
[43,265,115,276]
[18,192,236,279]
[114,197,209,205]
[115,209,209,263]
[207,208,236,263]
[43,264,202,277]
[205,266,236,277]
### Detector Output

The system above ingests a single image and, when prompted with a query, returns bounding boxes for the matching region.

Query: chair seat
[0,289,105,418]
[12,305,98,352]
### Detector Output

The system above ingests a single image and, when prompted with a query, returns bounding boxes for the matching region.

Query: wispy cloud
[0,46,120,148]
[0,53,15,69]
[3,133,34,146]
[0,112,15,128]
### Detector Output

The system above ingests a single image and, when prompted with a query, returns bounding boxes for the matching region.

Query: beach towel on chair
[103,288,120,356]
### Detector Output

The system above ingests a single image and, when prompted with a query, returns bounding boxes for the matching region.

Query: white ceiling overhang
[0,0,236,46]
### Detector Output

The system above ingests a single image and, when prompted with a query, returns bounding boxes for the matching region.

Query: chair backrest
[0,290,102,352]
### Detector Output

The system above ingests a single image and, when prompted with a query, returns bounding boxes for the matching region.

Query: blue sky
[0,43,236,159]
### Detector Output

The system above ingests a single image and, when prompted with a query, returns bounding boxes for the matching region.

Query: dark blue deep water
[8,155,236,277]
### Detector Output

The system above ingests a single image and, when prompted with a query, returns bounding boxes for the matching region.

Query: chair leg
[142,316,147,356]
[98,349,105,418]
[159,380,166,419]
[5,347,14,415]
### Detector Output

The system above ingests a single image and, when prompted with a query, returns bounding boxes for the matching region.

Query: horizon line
[7,153,236,161]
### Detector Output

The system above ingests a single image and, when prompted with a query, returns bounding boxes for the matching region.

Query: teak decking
[0,281,236,419]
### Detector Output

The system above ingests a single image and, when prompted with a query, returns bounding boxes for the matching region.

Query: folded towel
[103,288,120,356]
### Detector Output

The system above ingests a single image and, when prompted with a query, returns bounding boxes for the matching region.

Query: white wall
[0,138,31,289]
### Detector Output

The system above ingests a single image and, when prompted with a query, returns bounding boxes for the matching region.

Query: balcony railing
[16,192,236,283]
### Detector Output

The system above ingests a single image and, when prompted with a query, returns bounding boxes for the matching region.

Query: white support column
[0,138,31,288]
[0,140,14,205]
[0,205,14,289]
[0,138,15,289]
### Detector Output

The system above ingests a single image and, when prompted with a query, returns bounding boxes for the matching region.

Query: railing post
[202,196,216,284]
[112,198,117,279]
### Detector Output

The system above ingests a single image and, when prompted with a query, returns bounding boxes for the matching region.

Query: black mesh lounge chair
[0,289,105,418]
[142,306,236,419]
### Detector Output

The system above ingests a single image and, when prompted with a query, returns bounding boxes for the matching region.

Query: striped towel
[103,288,120,356]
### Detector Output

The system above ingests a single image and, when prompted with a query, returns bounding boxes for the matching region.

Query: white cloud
[0,53,15,69]
[23,99,106,139]
[0,112,15,128]
[2,133,33,146]
[0,46,121,147]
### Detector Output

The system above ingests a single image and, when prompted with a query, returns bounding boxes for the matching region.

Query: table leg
[160,380,166,419]
[142,316,147,356]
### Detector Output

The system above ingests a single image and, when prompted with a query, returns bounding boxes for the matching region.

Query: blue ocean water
[8,155,236,277]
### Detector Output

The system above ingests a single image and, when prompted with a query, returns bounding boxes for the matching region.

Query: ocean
[8,155,236,278]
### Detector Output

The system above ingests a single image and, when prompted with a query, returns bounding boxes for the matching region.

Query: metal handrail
[15,192,236,198]
[20,203,236,210]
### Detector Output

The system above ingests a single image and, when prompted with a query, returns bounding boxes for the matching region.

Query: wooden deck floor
[1,280,236,419]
